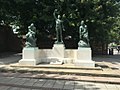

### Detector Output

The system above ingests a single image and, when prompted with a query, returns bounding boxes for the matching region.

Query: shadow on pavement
[0,52,22,65]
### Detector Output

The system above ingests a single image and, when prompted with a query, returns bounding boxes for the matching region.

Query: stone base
[19,59,38,66]
[18,46,95,67]
[19,47,39,66]
[77,47,92,60]
[38,57,60,64]
[74,47,95,67]
[52,44,65,58]
[39,57,73,65]
[74,60,95,67]
[50,60,63,65]
[49,44,65,64]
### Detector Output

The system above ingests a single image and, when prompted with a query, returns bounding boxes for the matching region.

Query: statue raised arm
[53,9,58,20]
[53,9,65,44]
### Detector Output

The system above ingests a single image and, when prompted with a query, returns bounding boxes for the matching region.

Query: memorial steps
[0,63,119,84]
[1,63,119,78]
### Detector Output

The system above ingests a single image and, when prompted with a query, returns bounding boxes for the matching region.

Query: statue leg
[55,29,60,44]
[56,29,59,42]
[55,29,63,44]
[60,29,63,43]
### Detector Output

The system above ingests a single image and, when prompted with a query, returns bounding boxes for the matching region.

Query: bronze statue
[53,9,65,44]
[78,20,90,47]
[25,23,36,47]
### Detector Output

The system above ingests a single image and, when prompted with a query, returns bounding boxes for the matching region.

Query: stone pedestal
[19,47,39,66]
[74,47,95,67]
[50,44,65,64]
[52,44,65,58]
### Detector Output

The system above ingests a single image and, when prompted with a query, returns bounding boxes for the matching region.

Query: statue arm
[53,9,57,20]
[83,25,88,34]
[79,27,82,39]
[26,32,30,37]
[62,21,65,31]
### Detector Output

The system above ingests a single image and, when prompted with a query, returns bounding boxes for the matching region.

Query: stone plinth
[52,44,65,58]
[48,44,65,64]
[74,47,95,67]
[18,45,95,67]
[19,47,39,66]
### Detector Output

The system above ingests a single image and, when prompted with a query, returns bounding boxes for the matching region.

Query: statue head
[81,20,84,26]
[28,23,35,32]
[58,15,61,19]
[30,23,34,27]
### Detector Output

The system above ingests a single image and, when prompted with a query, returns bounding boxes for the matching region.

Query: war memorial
[19,9,95,67]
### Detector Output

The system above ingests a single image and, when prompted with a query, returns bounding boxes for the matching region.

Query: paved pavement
[0,52,21,65]
[0,72,120,90]
[0,51,120,89]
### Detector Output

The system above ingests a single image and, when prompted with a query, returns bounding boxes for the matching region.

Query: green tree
[0,0,120,54]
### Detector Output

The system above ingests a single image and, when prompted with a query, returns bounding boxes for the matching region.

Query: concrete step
[0,72,120,84]
[0,64,120,78]
[10,64,102,70]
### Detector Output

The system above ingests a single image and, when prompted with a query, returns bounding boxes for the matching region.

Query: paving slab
[42,79,56,88]
[33,79,47,87]
[84,82,99,90]
[53,80,65,89]
[15,78,30,85]
[105,84,119,90]
[74,84,85,90]
[0,77,13,83]
[74,81,85,90]
[23,78,38,86]
[32,89,42,90]
[18,88,31,90]
[8,87,20,90]
[94,83,108,90]
[0,86,11,90]
[7,77,21,84]
[63,81,75,90]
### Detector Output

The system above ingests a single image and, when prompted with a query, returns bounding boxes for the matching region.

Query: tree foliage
[0,0,120,46]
